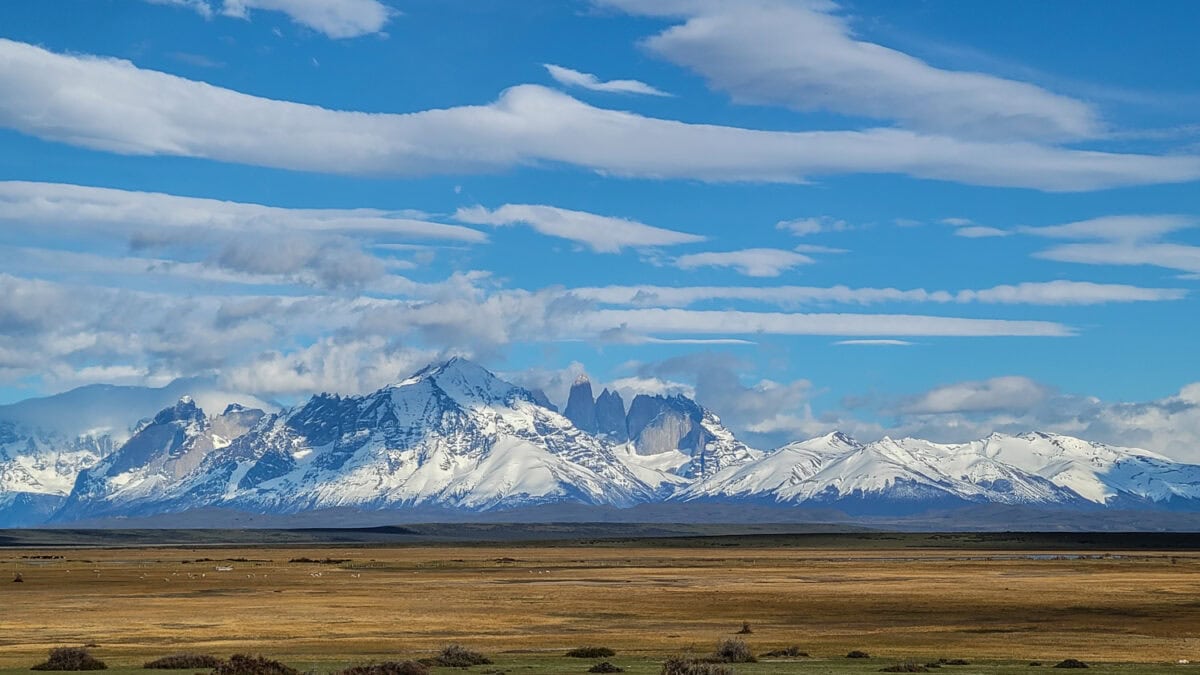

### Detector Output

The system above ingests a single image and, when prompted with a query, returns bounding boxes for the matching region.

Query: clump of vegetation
[924,663,942,669]
[942,659,970,666]
[31,648,108,671]
[588,663,624,674]
[432,645,491,667]
[12,572,23,583]
[713,638,755,664]
[144,654,222,669]
[880,663,929,673]
[1053,659,1089,669]
[213,655,298,675]
[288,557,349,564]
[566,647,616,659]
[761,647,809,658]
[736,622,753,635]
[334,662,429,675]
[847,650,871,659]
[660,658,733,675]
[1029,663,1043,667]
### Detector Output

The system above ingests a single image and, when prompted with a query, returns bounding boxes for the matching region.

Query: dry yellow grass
[2,546,1198,666]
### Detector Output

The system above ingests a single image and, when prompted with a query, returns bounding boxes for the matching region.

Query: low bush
[713,639,755,663]
[144,654,222,669]
[880,664,928,673]
[660,658,734,675]
[847,650,871,659]
[942,659,970,666]
[333,662,429,675]
[588,663,624,674]
[212,655,298,675]
[31,648,107,671]
[1053,659,1088,669]
[761,647,809,658]
[736,622,752,635]
[567,647,616,659]
[432,645,491,667]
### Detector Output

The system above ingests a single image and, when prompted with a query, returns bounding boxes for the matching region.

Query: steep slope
[53,399,265,521]
[562,375,598,433]
[0,380,270,525]
[973,432,1200,506]
[74,358,655,517]
[618,394,761,486]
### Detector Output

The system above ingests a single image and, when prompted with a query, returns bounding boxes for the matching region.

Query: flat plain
[2,533,1199,673]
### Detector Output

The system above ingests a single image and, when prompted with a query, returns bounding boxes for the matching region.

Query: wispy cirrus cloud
[1021,214,1200,274]
[601,0,1100,141]
[144,0,395,38]
[1,40,1197,191]
[672,248,814,277]
[572,280,1186,308]
[454,204,703,253]
[544,64,670,96]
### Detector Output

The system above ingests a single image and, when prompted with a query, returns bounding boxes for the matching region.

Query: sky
[1,0,1199,458]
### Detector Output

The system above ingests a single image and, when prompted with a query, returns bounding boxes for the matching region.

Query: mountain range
[3,358,1200,527]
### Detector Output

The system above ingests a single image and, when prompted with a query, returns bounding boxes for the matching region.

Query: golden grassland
[2,545,1199,672]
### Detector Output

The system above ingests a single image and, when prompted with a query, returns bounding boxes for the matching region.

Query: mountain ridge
[4,358,1200,526]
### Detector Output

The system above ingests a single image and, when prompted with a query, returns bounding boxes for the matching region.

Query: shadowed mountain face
[5,359,1200,526]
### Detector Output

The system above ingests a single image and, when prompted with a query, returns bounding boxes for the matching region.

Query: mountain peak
[152,397,204,425]
[574,373,591,385]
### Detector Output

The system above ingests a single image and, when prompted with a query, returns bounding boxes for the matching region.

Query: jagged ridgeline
[4,358,1200,526]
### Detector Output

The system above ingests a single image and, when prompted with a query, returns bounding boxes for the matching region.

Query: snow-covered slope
[0,379,271,525]
[58,358,656,518]
[9,359,1200,525]
[683,431,1200,509]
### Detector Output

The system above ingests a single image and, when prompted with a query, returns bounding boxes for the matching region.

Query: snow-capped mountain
[54,358,655,520]
[6,358,1200,526]
[682,431,1200,512]
[0,379,264,526]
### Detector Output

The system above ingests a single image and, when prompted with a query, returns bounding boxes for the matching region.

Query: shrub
[31,648,107,671]
[847,650,871,659]
[660,658,734,675]
[12,573,23,583]
[334,663,428,675]
[736,622,752,635]
[1053,659,1088,669]
[713,638,755,663]
[213,655,298,675]
[942,659,970,666]
[880,664,929,673]
[1029,663,1043,667]
[761,647,809,658]
[567,647,617,659]
[588,663,624,674]
[432,645,491,667]
[144,655,222,669]
[924,663,942,669]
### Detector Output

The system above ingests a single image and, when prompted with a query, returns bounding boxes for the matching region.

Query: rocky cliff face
[563,376,597,433]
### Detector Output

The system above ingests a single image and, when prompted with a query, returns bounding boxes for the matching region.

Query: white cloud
[454,204,703,252]
[222,337,435,397]
[896,376,1053,414]
[954,225,1010,238]
[1021,214,1200,274]
[673,248,814,277]
[1021,214,1194,241]
[0,181,484,242]
[544,64,670,97]
[568,308,1072,337]
[1,39,1197,191]
[571,280,1186,308]
[143,0,393,38]
[776,215,853,236]
[229,0,393,38]
[603,0,1100,141]
[145,0,214,19]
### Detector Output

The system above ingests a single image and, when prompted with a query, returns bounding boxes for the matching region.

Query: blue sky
[1,0,1199,457]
